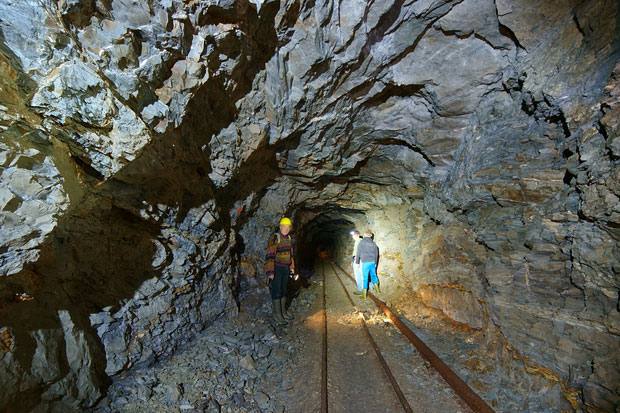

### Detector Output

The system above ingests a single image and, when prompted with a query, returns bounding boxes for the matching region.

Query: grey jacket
[355,237,379,264]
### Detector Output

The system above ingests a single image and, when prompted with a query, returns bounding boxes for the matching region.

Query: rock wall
[0,0,618,411]
[0,0,278,410]
[234,0,620,410]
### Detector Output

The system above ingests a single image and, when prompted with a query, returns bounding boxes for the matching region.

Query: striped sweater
[264,232,295,275]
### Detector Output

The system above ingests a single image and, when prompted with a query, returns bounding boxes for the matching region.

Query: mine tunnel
[295,209,365,271]
[1,0,619,412]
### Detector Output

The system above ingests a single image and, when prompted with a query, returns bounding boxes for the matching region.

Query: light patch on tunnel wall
[363,204,419,280]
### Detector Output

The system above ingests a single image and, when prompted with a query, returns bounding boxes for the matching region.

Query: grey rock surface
[0,0,618,411]
[0,142,69,275]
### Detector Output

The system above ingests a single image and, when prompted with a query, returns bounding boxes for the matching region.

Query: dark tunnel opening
[294,208,368,276]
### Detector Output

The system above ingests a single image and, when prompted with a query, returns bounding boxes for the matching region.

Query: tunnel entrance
[294,207,368,276]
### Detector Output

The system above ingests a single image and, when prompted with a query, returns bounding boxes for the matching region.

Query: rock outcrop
[0,0,618,411]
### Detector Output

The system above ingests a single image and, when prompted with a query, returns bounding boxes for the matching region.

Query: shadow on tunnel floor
[286,266,317,307]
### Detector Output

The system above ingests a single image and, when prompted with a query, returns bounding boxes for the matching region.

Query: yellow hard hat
[279,217,293,226]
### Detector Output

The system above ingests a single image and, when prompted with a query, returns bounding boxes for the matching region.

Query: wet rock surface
[0,0,618,411]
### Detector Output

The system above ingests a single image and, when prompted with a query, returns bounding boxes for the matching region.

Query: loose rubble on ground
[96,279,319,413]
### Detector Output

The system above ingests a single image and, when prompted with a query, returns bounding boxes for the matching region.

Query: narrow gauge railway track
[327,260,495,413]
[319,260,412,412]
[328,261,414,413]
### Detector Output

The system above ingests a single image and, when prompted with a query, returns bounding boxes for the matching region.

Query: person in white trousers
[350,230,363,295]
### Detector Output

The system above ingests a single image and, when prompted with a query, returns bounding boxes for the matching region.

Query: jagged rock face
[0,0,618,412]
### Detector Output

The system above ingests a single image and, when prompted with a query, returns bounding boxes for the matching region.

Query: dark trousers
[270,265,289,299]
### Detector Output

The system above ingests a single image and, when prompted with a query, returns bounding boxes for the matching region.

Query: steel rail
[320,262,328,413]
[327,261,414,413]
[331,261,495,413]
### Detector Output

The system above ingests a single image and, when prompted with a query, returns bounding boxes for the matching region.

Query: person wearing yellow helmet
[279,217,292,226]
[264,217,296,325]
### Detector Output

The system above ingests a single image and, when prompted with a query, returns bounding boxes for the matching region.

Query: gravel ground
[96,263,475,413]
[95,277,323,413]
